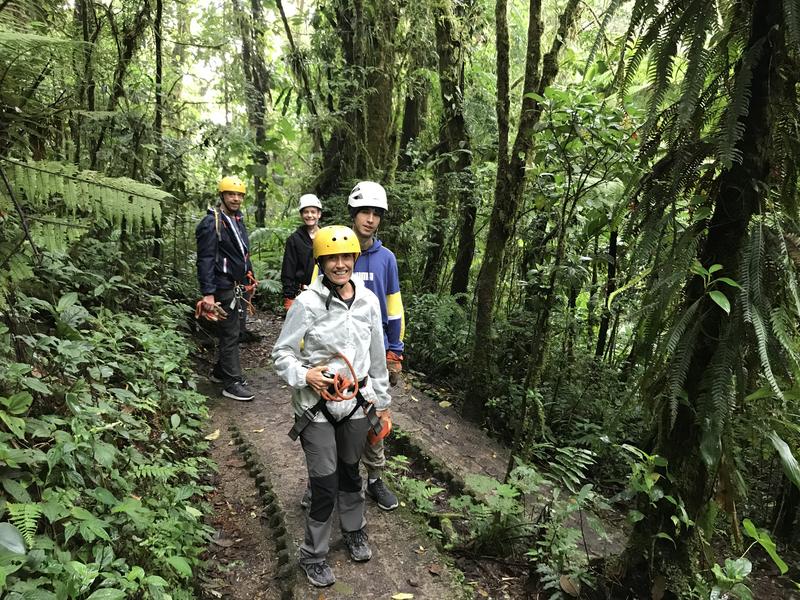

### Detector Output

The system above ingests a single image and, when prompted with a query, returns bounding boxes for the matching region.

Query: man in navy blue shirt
[196,176,255,402]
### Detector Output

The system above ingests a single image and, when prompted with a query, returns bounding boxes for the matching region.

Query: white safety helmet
[347,181,388,211]
[299,193,322,211]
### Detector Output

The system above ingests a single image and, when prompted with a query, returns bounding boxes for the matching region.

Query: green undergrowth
[0,242,213,599]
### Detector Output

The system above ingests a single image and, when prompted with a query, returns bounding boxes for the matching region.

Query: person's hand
[386,351,402,386]
[202,294,216,308]
[305,365,331,395]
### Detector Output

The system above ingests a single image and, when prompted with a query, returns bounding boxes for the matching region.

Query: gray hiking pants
[362,437,386,479]
[299,418,370,564]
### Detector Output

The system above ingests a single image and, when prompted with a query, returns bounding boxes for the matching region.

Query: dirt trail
[202,314,465,599]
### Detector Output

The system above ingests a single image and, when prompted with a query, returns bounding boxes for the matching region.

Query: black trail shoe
[299,561,335,587]
[222,381,254,402]
[342,528,372,562]
[367,478,399,511]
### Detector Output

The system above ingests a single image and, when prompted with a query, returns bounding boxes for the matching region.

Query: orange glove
[367,409,392,446]
[283,298,294,311]
[386,351,402,386]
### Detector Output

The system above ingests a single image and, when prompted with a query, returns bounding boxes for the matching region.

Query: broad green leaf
[742,518,788,574]
[709,291,730,314]
[767,430,800,491]
[708,264,723,274]
[716,277,741,288]
[0,411,26,438]
[3,392,32,415]
[21,376,50,394]
[0,523,26,554]
[56,292,78,313]
[2,478,31,502]
[166,555,192,578]
[170,414,181,428]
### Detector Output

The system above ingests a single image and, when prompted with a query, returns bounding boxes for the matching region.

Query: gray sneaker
[299,560,335,587]
[300,486,312,509]
[342,528,372,562]
[222,381,254,402]
[367,478,399,511]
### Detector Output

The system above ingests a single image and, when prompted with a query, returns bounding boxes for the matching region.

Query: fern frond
[715,37,765,168]
[784,0,800,58]
[770,306,800,370]
[665,318,702,428]
[751,304,783,399]
[6,502,42,547]
[584,0,625,74]
[664,297,702,357]
[2,159,169,240]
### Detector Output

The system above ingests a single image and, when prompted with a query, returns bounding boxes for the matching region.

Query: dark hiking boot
[342,528,372,562]
[299,561,335,587]
[222,381,254,402]
[367,478,399,511]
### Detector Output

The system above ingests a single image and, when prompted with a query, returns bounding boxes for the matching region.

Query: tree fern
[1,159,172,252]
[6,502,42,548]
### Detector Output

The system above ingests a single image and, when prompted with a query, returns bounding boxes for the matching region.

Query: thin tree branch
[0,166,41,265]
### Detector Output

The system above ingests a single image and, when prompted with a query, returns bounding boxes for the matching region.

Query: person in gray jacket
[272,225,391,588]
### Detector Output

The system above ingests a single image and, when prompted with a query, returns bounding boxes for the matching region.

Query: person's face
[222,191,244,212]
[321,253,355,286]
[301,207,321,227]
[352,208,382,239]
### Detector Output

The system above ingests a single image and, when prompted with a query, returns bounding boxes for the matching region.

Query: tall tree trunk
[363,1,400,181]
[422,0,476,295]
[463,0,580,422]
[152,0,163,259]
[624,0,784,589]
[233,0,270,226]
[595,230,617,357]
[397,75,428,171]
[276,0,323,151]
[90,1,150,170]
[315,0,401,193]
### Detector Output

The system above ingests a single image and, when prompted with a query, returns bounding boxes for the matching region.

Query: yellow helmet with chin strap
[218,176,246,194]
[313,225,361,261]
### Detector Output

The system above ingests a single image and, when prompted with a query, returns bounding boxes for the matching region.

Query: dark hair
[349,206,386,220]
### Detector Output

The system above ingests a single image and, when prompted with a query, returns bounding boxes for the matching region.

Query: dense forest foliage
[0,0,799,598]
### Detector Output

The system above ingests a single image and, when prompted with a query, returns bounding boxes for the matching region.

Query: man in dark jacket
[280,194,322,310]
[196,176,255,402]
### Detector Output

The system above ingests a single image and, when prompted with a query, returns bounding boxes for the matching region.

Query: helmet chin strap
[321,273,349,310]
[219,194,236,215]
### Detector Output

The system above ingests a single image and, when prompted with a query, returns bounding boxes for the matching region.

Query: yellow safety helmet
[313,225,361,261]
[218,176,247,194]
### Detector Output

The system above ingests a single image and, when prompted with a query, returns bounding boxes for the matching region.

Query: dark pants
[299,418,370,564]
[213,288,242,385]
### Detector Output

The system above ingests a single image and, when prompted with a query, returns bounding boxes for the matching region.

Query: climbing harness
[288,352,384,442]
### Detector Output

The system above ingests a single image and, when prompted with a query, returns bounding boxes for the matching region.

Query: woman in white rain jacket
[271,225,390,588]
